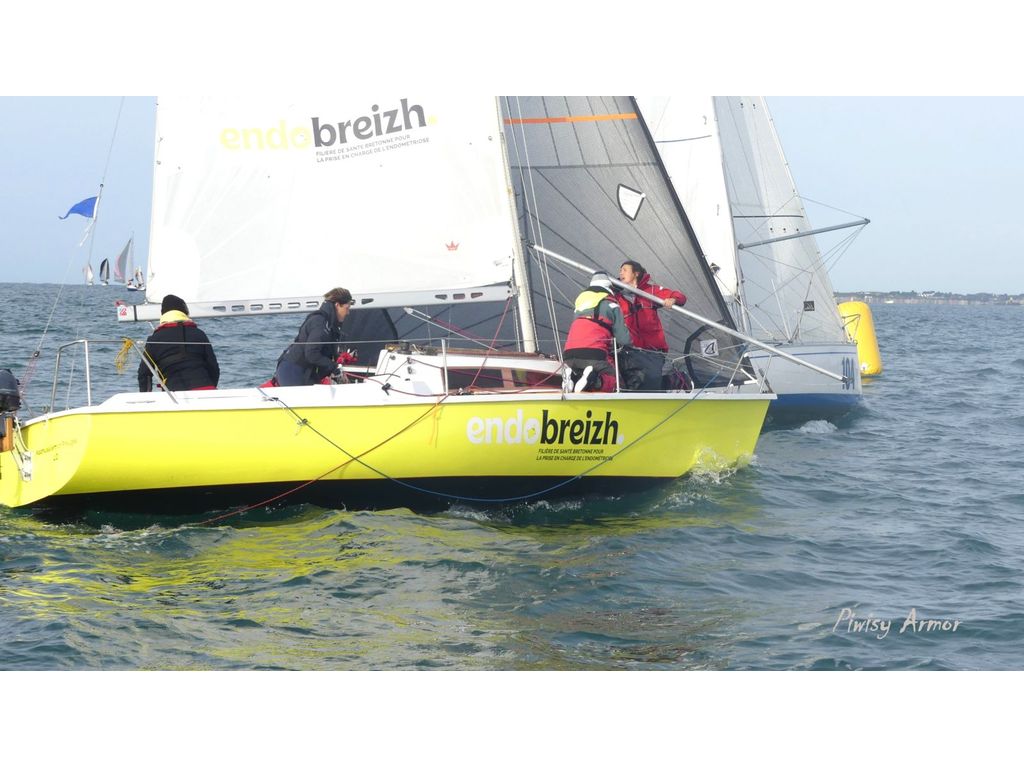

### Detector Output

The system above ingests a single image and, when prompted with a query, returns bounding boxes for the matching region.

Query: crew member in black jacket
[273,287,354,386]
[138,294,220,392]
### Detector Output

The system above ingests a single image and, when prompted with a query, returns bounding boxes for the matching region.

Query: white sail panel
[113,238,131,282]
[147,97,517,305]
[639,96,742,322]
[713,97,847,343]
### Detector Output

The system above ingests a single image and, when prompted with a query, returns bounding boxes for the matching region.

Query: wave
[797,420,839,435]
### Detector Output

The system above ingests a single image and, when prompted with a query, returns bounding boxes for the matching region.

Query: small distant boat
[112,237,132,285]
[127,265,145,292]
[99,258,110,286]
[84,263,94,286]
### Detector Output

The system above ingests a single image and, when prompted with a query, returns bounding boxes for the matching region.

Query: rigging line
[504,97,565,355]
[501,96,561,354]
[384,381,721,504]
[197,388,454,525]
[467,297,515,389]
[100,97,126,183]
[237,378,719,508]
[83,99,126,280]
[655,134,713,144]
[196,460,352,526]
[508,97,563,353]
[22,98,127,397]
[800,195,870,222]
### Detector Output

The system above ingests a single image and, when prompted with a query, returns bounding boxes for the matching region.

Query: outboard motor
[0,369,20,413]
[1,368,21,453]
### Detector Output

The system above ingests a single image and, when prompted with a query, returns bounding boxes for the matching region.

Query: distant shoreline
[836,291,1023,306]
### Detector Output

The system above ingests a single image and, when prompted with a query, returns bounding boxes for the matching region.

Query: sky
[0,97,156,287]
[2,95,1023,294]
[3,1,1023,296]
[768,97,1024,294]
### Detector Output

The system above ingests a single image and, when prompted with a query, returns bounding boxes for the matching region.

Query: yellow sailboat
[2,97,773,513]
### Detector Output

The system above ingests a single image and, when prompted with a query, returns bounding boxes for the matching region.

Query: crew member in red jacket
[616,260,686,390]
[563,272,633,393]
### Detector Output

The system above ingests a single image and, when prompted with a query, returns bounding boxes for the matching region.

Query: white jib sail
[641,96,849,345]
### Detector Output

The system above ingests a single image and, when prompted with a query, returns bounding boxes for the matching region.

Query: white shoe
[574,365,593,393]
[562,365,574,393]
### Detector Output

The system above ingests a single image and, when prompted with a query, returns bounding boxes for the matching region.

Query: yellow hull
[1,388,770,511]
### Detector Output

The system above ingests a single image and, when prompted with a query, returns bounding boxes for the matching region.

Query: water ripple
[2,292,1024,669]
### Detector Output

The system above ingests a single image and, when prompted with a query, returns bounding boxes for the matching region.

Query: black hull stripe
[32,475,673,518]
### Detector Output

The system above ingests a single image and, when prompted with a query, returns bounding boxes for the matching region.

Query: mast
[497,98,538,353]
[82,184,104,286]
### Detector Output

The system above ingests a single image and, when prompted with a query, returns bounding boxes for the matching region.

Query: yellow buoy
[839,301,883,375]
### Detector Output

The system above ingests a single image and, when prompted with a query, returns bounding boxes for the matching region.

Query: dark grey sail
[500,96,746,386]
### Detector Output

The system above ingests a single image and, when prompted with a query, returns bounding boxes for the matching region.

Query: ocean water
[2,283,1023,671]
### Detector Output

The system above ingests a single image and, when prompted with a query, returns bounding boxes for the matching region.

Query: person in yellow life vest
[562,272,632,393]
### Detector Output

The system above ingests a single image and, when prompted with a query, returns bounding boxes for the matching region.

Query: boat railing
[50,339,94,412]
[47,338,172,414]
[37,335,762,415]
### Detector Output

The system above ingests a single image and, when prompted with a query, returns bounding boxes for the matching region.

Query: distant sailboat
[99,258,110,286]
[127,265,145,291]
[84,262,94,286]
[112,237,132,285]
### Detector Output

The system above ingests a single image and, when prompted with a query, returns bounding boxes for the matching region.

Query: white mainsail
[641,96,852,344]
[640,96,863,415]
[144,98,519,316]
[637,97,741,317]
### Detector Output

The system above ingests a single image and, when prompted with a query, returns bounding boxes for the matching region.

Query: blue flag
[59,196,98,220]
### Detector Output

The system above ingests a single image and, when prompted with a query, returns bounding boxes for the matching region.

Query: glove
[336,349,358,365]
[329,365,349,384]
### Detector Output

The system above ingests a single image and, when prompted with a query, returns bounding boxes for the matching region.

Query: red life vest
[565,290,616,355]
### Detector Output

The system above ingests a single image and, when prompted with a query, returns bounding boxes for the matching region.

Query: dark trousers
[619,347,666,391]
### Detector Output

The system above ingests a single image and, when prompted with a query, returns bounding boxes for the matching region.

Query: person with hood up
[615,260,686,390]
[562,272,633,393]
[138,294,220,392]
[273,287,354,386]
